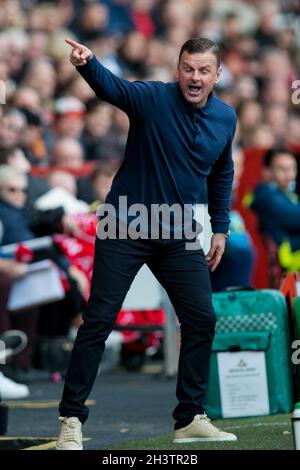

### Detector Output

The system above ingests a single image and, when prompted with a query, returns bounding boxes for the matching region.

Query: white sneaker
[56,416,83,450]
[0,372,29,400]
[174,413,237,443]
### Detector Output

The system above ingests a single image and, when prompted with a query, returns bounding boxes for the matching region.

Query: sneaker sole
[173,436,237,443]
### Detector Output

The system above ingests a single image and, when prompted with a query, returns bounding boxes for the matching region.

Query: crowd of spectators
[0,0,299,161]
[0,0,300,397]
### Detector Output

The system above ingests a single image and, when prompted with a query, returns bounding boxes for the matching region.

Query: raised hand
[65,38,93,67]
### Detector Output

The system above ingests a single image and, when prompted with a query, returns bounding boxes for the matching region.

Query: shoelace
[59,417,80,442]
[195,413,210,422]
[195,414,221,432]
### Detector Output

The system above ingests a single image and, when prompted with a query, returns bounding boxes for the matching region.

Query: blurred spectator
[0,109,27,150]
[131,0,156,39]
[0,147,75,237]
[0,163,73,249]
[265,104,289,146]
[0,107,49,165]
[22,59,56,105]
[52,137,84,168]
[235,75,258,102]
[48,171,78,197]
[251,148,300,272]
[27,29,48,62]
[101,0,134,36]
[77,161,116,206]
[255,3,280,48]
[117,31,149,76]
[0,163,86,295]
[251,124,277,149]
[35,171,89,215]
[54,96,86,139]
[55,56,78,97]
[237,100,263,147]
[18,107,49,164]
[81,97,114,160]
[12,86,42,114]
[100,107,129,163]
[0,146,46,202]
[76,1,109,42]
[88,162,116,211]
[0,165,33,245]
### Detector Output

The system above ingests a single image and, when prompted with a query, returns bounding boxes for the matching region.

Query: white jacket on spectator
[34,187,89,215]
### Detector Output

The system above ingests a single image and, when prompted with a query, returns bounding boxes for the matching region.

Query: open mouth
[188,85,202,97]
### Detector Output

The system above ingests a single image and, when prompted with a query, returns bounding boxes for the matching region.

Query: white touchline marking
[222,422,290,431]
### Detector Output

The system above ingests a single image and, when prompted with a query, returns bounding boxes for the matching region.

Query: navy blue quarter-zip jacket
[77,55,237,234]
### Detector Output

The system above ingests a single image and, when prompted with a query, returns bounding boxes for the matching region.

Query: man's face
[177,51,221,108]
[0,175,27,209]
[57,115,85,139]
[269,153,297,191]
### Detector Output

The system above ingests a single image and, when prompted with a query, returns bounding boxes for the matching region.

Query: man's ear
[215,66,222,83]
[174,65,179,80]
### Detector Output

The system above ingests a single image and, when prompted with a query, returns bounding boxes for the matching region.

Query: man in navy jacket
[57,37,237,449]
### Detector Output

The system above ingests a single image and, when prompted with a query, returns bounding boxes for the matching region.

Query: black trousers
[59,235,216,425]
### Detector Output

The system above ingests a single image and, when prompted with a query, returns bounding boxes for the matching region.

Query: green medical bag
[205,289,293,419]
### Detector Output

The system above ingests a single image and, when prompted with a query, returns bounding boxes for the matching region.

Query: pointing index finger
[65,38,84,52]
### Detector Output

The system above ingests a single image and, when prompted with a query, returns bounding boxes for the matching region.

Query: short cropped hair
[179,37,221,67]
[263,147,296,168]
